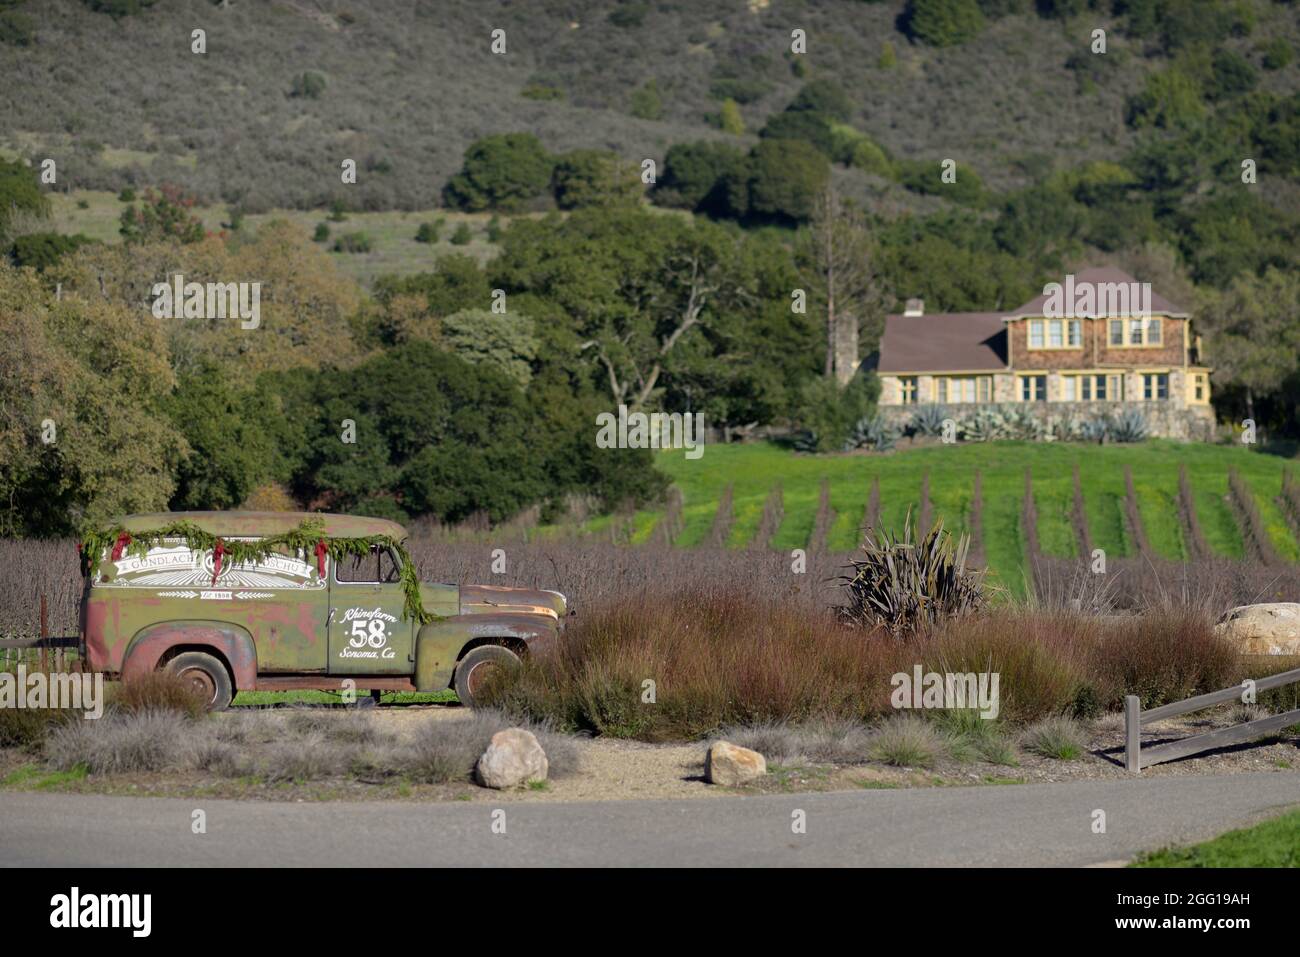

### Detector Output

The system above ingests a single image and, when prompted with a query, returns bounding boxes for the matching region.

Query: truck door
[327,546,414,675]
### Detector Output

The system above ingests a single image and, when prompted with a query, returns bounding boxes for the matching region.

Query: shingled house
[872,268,1215,440]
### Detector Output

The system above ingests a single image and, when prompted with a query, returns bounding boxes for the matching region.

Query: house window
[899,377,918,405]
[1020,375,1046,402]
[936,376,991,404]
[1110,317,1164,347]
[1029,318,1082,350]
[1061,373,1121,401]
[1143,373,1169,400]
[1194,374,1205,401]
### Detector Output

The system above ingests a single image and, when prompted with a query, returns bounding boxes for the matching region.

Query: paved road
[3,772,1298,867]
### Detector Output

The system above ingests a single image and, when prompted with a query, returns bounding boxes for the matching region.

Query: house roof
[876,313,1008,374]
[1005,266,1189,319]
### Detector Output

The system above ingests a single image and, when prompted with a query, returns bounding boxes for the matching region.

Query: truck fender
[414,613,559,692]
[121,620,257,690]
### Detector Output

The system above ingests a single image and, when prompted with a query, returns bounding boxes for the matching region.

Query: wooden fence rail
[1125,666,1300,772]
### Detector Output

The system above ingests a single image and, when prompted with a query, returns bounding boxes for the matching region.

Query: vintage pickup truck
[79,511,567,710]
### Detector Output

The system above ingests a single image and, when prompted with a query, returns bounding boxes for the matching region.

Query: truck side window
[335,546,382,583]
[378,548,401,584]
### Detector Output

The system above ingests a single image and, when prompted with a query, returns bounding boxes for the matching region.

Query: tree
[719,98,745,136]
[787,80,853,123]
[118,185,205,245]
[491,208,747,410]
[799,186,878,382]
[903,0,986,47]
[442,133,553,212]
[0,262,185,535]
[743,139,831,224]
[9,232,93,271]
[654,141,746,212]
[0,159,48,241]
[1196,268,1300,426]
[551,150,642,209]
[439,308,539,388]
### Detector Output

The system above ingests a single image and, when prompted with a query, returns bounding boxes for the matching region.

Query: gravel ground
[2,704,1296,803]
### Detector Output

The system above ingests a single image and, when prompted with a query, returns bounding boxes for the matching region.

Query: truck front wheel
[164,651,234,712]
[454,645,520,708]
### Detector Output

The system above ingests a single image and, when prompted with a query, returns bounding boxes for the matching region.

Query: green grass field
[577,440,1299,596]
[1132,807,1300,867]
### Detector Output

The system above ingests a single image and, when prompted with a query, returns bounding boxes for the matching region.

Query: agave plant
[845,413,899,452]
[1002,405,1046,441]
[1079,415,1110,443]
[908,403,949,437]
[838,514,988,638]
[1110,407,1149,443]
[959,407,1004,442]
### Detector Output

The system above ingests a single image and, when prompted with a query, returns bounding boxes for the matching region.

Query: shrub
[628,79,663,120]
[839,516,987,637]
[9,232,93,271]
[0,10,35,47]
[313,222,330,242]
[1021,716,1086,760]
[45,709,192,774]
[903,0,986,48]
[868,715,944,767]
[290,71,327,99]
[333,231,372,253]
[653,141,746,211]
[449,222,472,245]
[414,221,440,243]
[111,671,207,718]
[0,706,69,751]
[118,185,204,245]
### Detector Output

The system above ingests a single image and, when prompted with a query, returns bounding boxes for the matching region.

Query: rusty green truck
[79,511,567,710]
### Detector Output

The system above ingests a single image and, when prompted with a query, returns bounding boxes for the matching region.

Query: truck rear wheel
[164,651,233,712]
[454,645,520,708]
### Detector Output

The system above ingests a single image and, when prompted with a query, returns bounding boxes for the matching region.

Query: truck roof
[115,511,409,542]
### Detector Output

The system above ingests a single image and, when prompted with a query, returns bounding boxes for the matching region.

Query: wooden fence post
[1124,695,1141,773]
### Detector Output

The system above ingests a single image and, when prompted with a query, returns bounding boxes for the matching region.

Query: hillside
[2,0,1296,214]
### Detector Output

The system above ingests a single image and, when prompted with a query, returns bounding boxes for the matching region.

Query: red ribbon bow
[315,540,328,578]
[110,532,132,562]
[212,538,225,585]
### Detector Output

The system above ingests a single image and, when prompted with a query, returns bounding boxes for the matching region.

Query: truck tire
[454,644,520,708]
[165,651,234,712]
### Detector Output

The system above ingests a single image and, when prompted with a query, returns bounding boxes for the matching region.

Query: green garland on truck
[78,517,437,625]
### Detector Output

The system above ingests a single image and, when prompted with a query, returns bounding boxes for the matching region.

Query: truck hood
[458,584,567,619]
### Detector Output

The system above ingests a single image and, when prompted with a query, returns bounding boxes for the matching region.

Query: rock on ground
[706,741,767,787]
[1214,603,1300,655]
[476,728,548,789]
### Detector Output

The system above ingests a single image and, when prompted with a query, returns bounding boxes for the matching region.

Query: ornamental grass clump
[838,516,988,638]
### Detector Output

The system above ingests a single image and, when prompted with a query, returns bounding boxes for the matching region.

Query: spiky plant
[1079,415,1110,443]
[844,414,899,452]
[838,514,988,638]
[908,403,948,437]
[792,429,820,452]
[1002,406,1046,441]
[959,408,1002,442]
[1110,407,1148,443]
